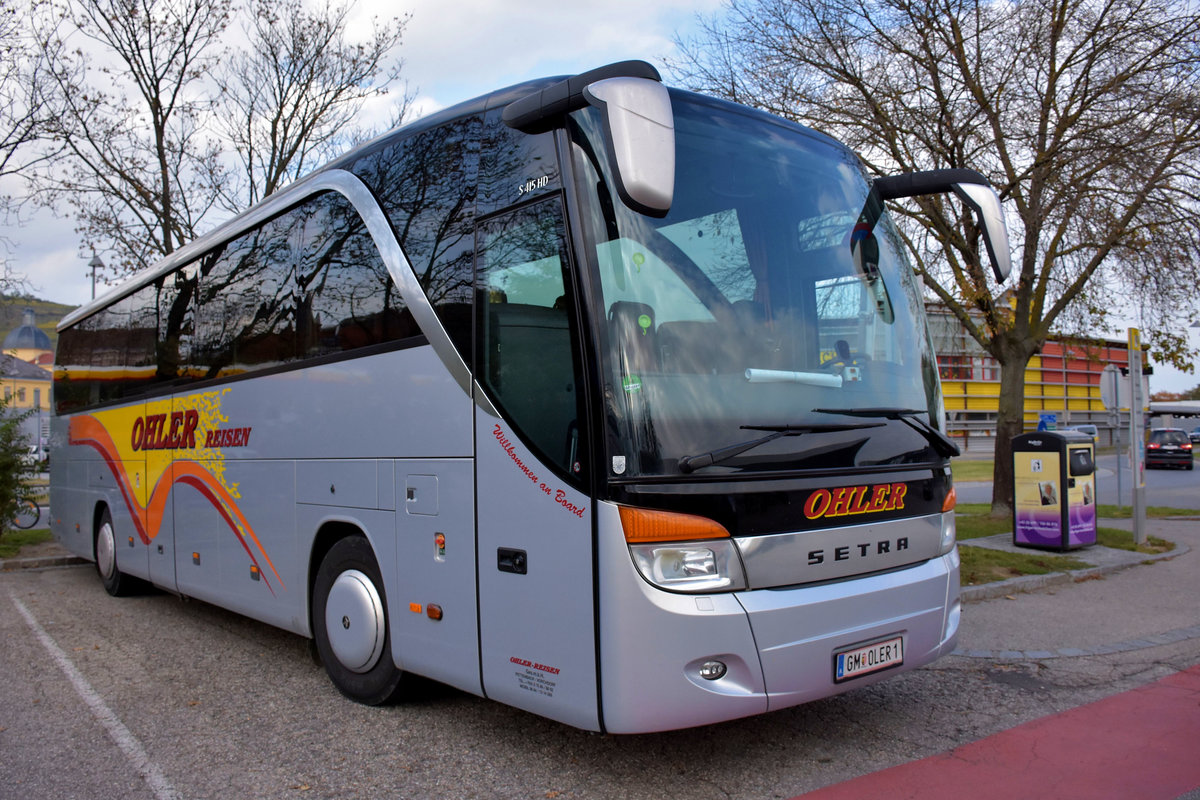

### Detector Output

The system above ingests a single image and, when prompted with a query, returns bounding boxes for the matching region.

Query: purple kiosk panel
[1012,431,1097,551]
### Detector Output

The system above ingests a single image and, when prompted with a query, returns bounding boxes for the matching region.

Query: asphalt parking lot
[3,513,1198,799]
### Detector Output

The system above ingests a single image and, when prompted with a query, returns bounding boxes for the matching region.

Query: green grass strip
[0,528,53,559]
[960,547,1092,586]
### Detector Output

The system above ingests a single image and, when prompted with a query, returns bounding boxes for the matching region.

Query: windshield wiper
[811,407,961,458]
[677,422,884,474]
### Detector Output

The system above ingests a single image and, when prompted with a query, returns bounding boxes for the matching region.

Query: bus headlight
[939,512,957,555]
[618,505,747,593]
[629,539,747,593]
[939,486,957,555]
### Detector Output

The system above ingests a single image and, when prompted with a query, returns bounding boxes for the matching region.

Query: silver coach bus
[50,61,1010,733]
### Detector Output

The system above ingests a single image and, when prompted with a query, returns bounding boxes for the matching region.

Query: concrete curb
[0,554,88,572]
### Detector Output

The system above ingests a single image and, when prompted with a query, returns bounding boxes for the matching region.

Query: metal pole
[88,253,104,300]
[1128,328,1146,546]
[1112,368,1122,512]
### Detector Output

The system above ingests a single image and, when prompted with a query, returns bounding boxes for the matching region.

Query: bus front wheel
[312,536,405,705]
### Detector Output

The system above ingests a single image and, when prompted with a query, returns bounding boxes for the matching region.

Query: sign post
[1128,328,1146,545]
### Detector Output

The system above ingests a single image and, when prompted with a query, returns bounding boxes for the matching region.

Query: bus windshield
[570,93,944,479]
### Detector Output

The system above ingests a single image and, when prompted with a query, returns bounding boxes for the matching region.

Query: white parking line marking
[10,595,179,800]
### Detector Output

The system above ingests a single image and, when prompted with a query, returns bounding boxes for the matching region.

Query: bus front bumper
[597,504,960,734]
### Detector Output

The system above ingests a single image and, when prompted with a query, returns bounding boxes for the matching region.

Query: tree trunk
[990,345,1033,516]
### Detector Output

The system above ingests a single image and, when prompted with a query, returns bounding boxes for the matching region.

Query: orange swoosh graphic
[69,415,150,544]
[69,414,284,595]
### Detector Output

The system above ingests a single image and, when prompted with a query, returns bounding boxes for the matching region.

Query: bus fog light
[698,660,727,681]
[629,539,747,593]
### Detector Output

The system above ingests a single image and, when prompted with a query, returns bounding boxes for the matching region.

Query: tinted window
[56,191,412,412]
[53,321,93,414]
[478,107,560,216]
[296,192,418,356]
[158,265,198,385]
[56,294,146,410]
[351,116,483,357]
[192,212,302,379]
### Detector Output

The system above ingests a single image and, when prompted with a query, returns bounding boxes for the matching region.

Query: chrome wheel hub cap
[325,570,386,673]
[97,522,116,580]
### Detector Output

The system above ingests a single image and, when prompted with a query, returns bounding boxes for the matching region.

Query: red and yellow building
[927,305,1136,450]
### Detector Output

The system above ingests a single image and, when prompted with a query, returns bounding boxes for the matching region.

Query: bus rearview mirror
[584,77,675,217]
[951,181,1012,283]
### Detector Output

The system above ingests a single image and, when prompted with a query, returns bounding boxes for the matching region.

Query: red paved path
[799,663,1200,799]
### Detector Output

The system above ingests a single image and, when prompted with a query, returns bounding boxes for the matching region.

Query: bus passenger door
[472,199,599,731]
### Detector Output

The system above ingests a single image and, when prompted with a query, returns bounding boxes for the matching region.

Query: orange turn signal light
[942,486,957,513]
[618,506,729,543]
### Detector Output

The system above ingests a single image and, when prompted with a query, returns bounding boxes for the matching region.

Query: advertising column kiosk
[1012,430,1097,551]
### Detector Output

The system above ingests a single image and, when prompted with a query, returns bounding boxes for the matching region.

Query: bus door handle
[497,548,527,575]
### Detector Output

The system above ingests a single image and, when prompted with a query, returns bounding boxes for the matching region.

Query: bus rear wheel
[95,508,138,597]
[312,536,405,705]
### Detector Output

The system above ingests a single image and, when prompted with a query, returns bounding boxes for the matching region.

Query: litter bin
[1012,430,1097,551]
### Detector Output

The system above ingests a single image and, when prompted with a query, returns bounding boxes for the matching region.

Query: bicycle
[12,497,41,530]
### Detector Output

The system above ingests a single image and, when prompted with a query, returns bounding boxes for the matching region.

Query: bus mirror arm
[873,168,1012,283]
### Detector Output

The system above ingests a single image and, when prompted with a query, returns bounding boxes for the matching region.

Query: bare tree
[216,0,410,207]
[0,0,58,294]
[31,0,411,285]
[35,0,233,279]
[675,0,1200,512]
[1,0,55,188]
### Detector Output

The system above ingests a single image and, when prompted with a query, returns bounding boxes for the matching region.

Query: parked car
[1190,427,1200,445]
[19,444,41,467]
[1145,428,1194,470]
[1065,424,1098,441]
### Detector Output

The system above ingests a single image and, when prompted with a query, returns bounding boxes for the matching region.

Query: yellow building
[3,308,54,451]
[0,352,52,413]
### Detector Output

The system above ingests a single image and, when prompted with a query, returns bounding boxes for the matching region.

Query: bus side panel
[175,459,298,632]
[165,348,471,635]
[145,398,178,591]
[475,414,598,731]
[172,469,232,604]
[58,400,151,581]
[393,458,480,696]
[49,415,89,560]
[148,460,178,591]
[226,349,474,461]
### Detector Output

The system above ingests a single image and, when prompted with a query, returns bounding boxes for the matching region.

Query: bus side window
[297,193,417,356]
[476,198,584,481]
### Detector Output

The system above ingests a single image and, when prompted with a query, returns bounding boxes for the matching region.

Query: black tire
[95,507,138,597]
[312,537,405,705]
[12,498,39,529]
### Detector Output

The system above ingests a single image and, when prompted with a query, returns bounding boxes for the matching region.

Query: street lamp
[87,253,104,300]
